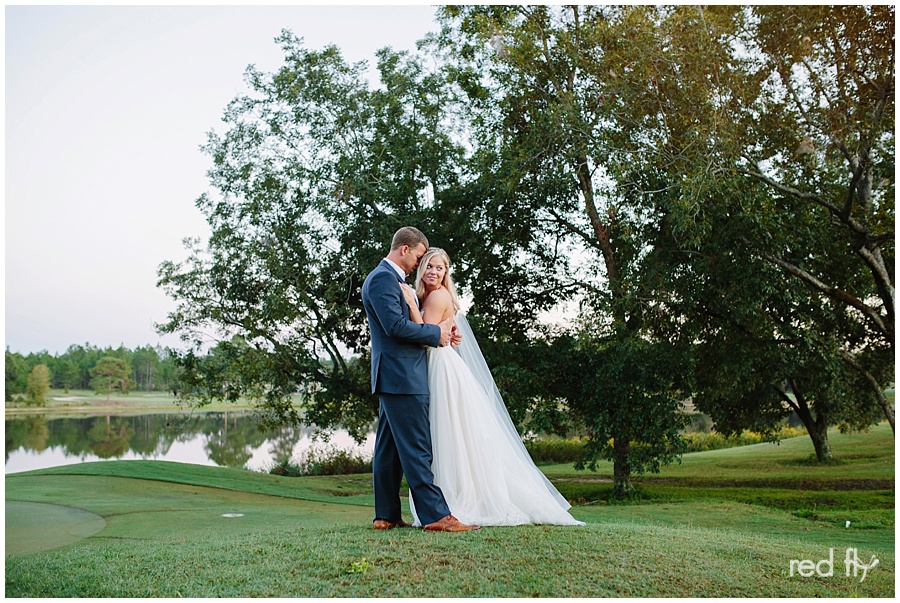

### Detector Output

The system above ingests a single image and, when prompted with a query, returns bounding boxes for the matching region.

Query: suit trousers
[373,393,450,526]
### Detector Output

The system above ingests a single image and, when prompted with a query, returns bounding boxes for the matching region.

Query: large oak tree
[158,6,892,479]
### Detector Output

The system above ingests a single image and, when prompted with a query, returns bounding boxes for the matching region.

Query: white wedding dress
[410,314,584,527]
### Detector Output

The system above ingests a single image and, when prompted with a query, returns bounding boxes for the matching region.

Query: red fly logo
[789,548,880,583]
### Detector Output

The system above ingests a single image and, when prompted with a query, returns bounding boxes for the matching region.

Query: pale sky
[5,3,442,355]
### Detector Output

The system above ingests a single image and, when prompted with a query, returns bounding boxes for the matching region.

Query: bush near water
[270,446,373,477]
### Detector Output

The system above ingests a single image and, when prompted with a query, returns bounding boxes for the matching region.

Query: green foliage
[524,437,586,465]
[432,5,895,464]
[431,6,703,493]
[346,558,371,575]
[269,445,372,477]
[268,456,302,476]
[131,345,161,391]
[621,5,895,440]
[523,426,808,461]
[470,317,574,435]
[663,185,889,459]
[681,426,806,453]
[156,7,893,481]
[5,343,182,395]
[6,349,23,400]
[156,33,481,438]
[55,358,79,392]
[25,364,51,406]
[89,357,131,400]
[560,329,688,497]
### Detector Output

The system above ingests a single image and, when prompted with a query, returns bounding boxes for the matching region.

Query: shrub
[524,437,586,464]
[269,445,372,477]
[681,426,806,453]
[523,426,807,463]
[269,455,303,477]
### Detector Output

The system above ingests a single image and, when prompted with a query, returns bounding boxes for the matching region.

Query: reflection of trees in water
[87,416,134,458]
[129,413,174,456]
[4,411,343,469]
[6,416,51,460]
[205,411,267,467]
[265,424,304,464]
[23,416,50,453]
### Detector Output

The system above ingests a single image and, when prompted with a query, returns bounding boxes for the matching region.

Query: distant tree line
[5,344,182,402]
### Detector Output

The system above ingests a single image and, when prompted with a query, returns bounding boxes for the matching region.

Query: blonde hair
[415,247,461,313]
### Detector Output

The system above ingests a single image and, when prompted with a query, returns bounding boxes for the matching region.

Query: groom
[361,226,479,533]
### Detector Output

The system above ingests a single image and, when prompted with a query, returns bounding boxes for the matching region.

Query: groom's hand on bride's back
[438,317,453,346]
[450,325,462,348]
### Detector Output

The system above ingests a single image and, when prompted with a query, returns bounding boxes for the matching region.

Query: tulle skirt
[410,346,584,527]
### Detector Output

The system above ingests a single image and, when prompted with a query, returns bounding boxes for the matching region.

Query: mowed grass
[5,388,283,414]
[4,424,894,597]
[6,388,185,411]
[543,422,894,538]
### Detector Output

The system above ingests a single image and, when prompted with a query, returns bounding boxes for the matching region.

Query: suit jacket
[362,260,441,395]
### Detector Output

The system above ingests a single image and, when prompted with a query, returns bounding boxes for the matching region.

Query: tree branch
[545,208,604,253]
[839,349,895,433]
[739,168,894,333]
[778,63,855,166]
[842,160,865,222]
[750,244,889,341]
[773,383,802,418]
[739,168,850,227]
[574,153,619,295]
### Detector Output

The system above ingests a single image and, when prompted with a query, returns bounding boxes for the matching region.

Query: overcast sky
[5,3,442,355]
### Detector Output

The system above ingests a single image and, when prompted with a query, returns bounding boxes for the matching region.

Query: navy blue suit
[361,260,450,525]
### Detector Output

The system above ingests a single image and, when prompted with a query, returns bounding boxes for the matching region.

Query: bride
[400,247,584,527]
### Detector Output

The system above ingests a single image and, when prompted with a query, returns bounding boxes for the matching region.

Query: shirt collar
[384,258,406,280]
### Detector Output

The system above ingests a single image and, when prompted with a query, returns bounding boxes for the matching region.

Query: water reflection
[5,411,374,474]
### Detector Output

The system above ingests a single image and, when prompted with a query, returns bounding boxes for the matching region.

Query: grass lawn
[4,423,894,597]
[4,388,285,415]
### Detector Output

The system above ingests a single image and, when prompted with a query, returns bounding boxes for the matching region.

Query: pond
[4,411,375,475]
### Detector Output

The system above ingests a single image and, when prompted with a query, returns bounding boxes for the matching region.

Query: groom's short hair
[391,226,429,251]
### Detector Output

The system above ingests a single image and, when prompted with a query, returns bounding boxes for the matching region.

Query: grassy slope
[542,422,895,541]
[4,423,894,597]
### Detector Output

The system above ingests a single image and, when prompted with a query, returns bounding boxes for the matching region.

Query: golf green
[6,468,377,560]
[6,501,106,555]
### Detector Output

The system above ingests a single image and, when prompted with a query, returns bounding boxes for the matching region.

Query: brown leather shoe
[373,518,411,530]
[423,514,480,532]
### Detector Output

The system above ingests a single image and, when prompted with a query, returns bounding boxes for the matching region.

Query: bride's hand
[399,282,418,307]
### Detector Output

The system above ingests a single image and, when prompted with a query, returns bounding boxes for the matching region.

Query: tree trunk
[575,151,637,496]
[576,154,620,295]
[787,378,834,462]
[612,438,634,497]
[807,417,834,462]
[873,387,895,435]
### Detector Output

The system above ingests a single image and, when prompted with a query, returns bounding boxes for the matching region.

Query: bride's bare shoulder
[423,287,453,323]
[429,287,452,303]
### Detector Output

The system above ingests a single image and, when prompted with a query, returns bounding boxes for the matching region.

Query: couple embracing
[361,226,583,532]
